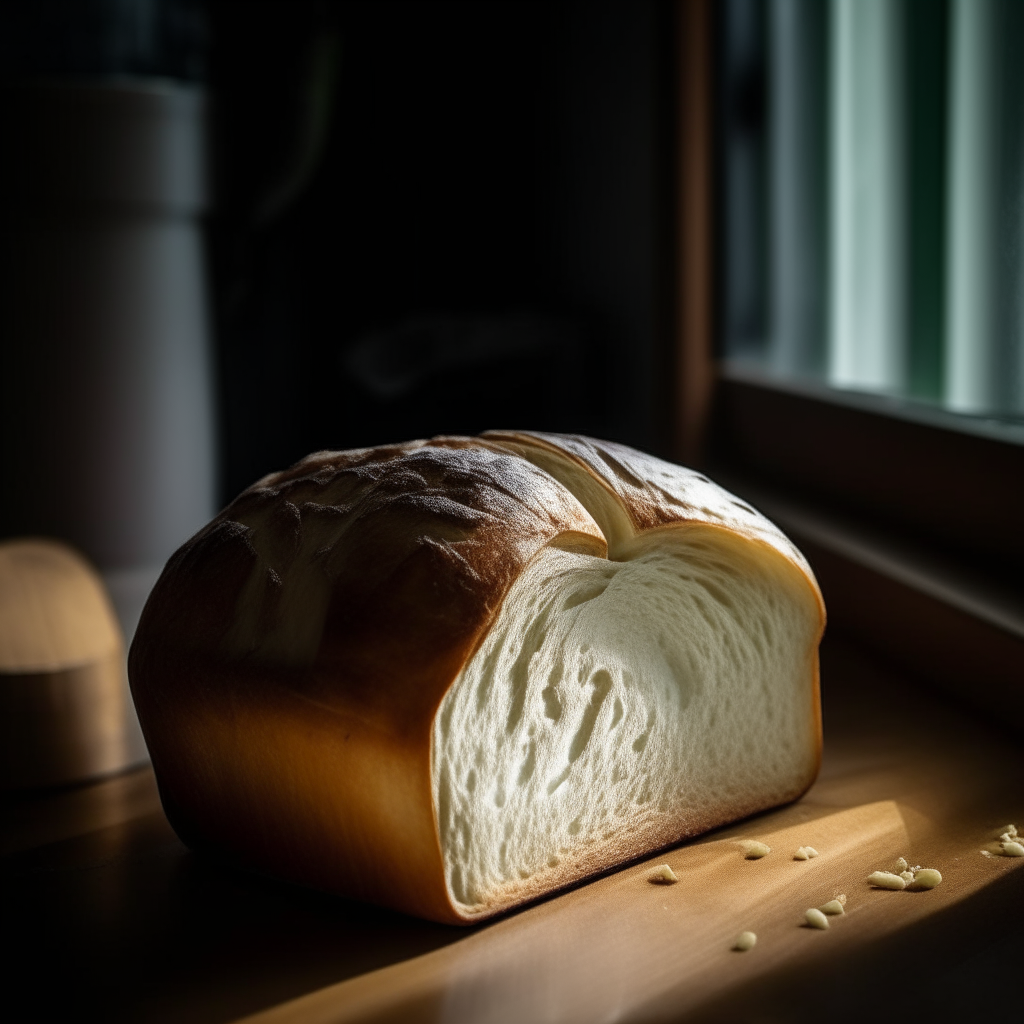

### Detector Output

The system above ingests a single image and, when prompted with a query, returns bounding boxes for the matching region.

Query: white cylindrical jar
[0,80,217,771]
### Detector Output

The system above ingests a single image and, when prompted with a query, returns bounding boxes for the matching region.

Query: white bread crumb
[836,893,847,905]
[794,845,819,860]
[819,899,845,915]
[1001,841,1024,858]
[981,850,994,858]
[648,864,679,884]
[733,931,757,951]
[996,824,1017,839]
[900,870,915,884]
[912,868,942,889]
[867,870,906,890]
[894,857,908,873]
[737,840,771,859]
[805,907,829,929]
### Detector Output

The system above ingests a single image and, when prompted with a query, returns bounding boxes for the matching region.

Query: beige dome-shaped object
[0,538,132,789]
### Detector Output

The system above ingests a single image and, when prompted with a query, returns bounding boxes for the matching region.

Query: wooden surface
[3,636,1023,1023]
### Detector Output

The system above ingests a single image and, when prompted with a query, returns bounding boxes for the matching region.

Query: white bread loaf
[129,431,824,923]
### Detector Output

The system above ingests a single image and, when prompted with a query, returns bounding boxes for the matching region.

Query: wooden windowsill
[707,365,1024,734]
[710,363,1024,569]
[5,636,1023,1023]
[720,358,1024,448]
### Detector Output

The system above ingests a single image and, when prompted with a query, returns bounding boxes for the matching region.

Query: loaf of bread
[129,432,824,923]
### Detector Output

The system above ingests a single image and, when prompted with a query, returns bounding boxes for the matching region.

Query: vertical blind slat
[723,0,1024,423]
[827,0,907,393]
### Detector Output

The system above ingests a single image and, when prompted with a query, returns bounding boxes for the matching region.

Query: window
[718,0,1024,422]
[691,0,1024,731]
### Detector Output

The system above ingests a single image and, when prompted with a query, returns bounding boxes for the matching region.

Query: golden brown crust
[129,433,823,924]
[130,439,605,922]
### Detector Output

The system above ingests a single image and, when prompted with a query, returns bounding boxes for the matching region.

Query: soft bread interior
[431,526,821,918]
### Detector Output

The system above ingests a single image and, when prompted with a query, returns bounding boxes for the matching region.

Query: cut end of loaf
[432,526,821,919]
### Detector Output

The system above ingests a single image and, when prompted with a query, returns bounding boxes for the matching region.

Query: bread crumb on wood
[648,864,679,884]
[895,857,908,873]
[911,868,942,889]
[733,931,757,951]
[900,870,915,884]
[819,899,845,915]
[737,840,771,859]
[805,907,829,929]
[794,845,819,860]
[980,825,1024,856]
[867,870,906,890]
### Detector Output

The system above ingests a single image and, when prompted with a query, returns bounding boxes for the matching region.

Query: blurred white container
[0,80,217,770]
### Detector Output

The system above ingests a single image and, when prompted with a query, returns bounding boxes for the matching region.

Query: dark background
[208,0,676,503]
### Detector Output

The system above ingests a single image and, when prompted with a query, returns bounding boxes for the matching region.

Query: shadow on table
[2,810,477,1024]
